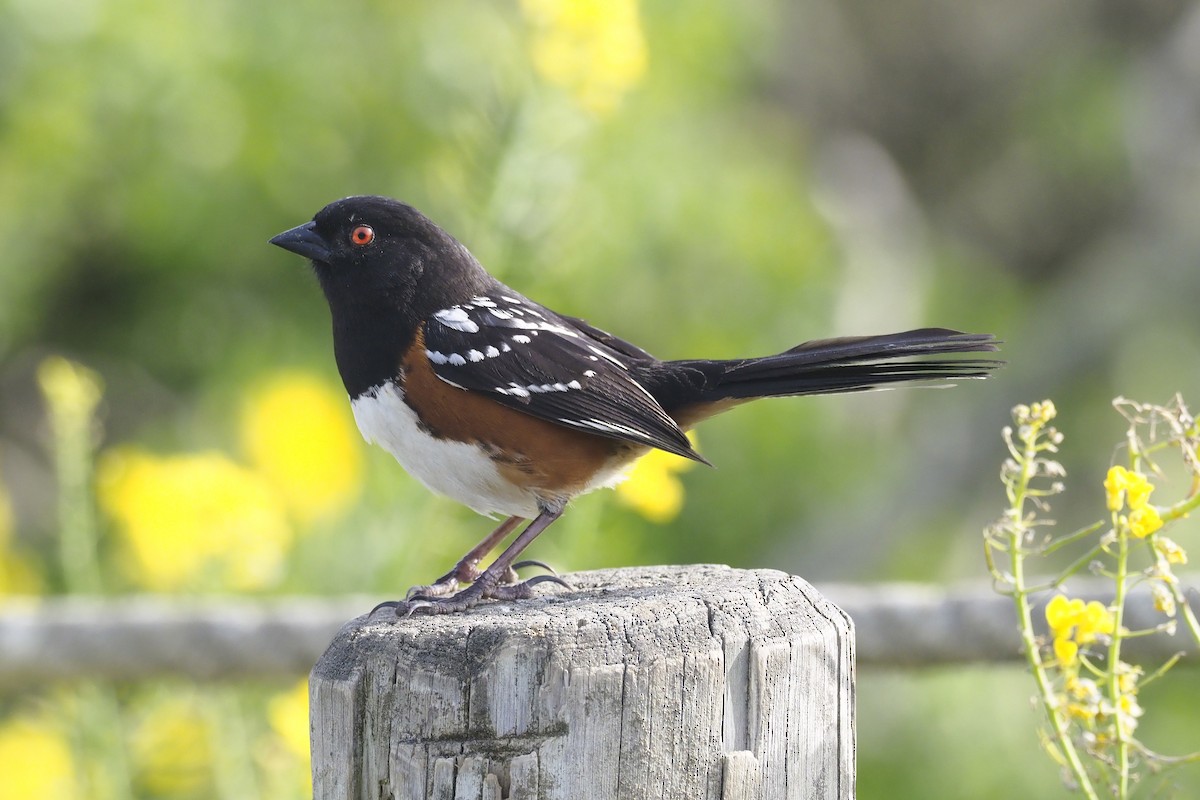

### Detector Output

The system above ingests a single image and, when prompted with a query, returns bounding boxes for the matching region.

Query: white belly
[351,382,542,518]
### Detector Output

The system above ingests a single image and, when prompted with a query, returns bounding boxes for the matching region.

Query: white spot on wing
[485,346,500,358]
[512,334,531,344]
[433,306,480,333]
[426,350,449,365]
[447,353,467,366]
[467,349,484,362]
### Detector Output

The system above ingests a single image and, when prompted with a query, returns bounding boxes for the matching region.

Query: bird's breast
[350,381,543,518]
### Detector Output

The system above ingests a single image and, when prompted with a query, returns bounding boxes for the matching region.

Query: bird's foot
[399,558,560,602]
[387,573,571,616]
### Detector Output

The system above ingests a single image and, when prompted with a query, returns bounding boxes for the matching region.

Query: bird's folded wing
[422,295,701,461]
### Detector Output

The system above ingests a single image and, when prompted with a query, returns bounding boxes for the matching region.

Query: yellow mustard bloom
[615,434,698,523]
[98,449,292,590]
[0,716,75,799]
[1116,663,1142,696]
[1046,595,1113,646]
[1127,505,1163,539]
[1108,692,1143,736]
[1045,594,1083,637]
[1152,580,1176,616]
[1103,466,1131,511]
[1125,474,1154,510]
[521,0,647,116]
[1104,465,1155,513]
[1053,635,1079,668]
[268,680,311,767]
[131,697,213,798]
[1154,535,1187,565]
[36,356,103,430]
[1075,601,1115,644]
[241,372,362,524]
[0,551,43,595]
[0,466,11,544]
[1064,676,1100,723]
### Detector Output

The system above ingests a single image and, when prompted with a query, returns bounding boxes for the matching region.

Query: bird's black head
[270,195,495,320]
[270,195,497,396]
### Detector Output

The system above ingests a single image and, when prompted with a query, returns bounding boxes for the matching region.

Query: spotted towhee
[271,195,1000,614]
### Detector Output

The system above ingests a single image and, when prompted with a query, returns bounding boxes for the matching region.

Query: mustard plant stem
[1106,513,1131,800]
[1008,423,1100,800]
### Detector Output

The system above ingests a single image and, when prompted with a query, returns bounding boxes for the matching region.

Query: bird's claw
[487,573,572,600]
[404,557,559,599]
[511,559,558,576]
[384,572,571,616]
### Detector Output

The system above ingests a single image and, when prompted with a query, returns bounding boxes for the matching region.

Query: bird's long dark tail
[659,328,1001,414]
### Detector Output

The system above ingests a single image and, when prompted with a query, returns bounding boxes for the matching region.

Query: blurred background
[2,0,1199,797]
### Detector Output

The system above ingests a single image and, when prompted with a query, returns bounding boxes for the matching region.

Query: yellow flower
[1104,466,1130,511]
[1053,635,1079,667]
[1127,505,1163,539]
[0,551,42,595]
[1116,663,1142,696]
[1045,595,1113,646]
[1075,600,1115,644]
[1064,676,1100,723]
[1154,536,1187,565]
[1152,580,1176,616]
[1104,692,1144,736]
[0,716,75,799]
[131,697,213,798]
[241,372,362,524]
[1045,595,1083,637]
[268,680,311,766]
[1104,465,1155,512]
[1125,475,1154,510]
[615,434,698,523]
[521,0,647,116]
[98,449,292,590]
[0,465,11,543]
[36,356,102,431]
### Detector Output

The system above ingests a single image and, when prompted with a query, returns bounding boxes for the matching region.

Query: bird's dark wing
[422,294,703,461]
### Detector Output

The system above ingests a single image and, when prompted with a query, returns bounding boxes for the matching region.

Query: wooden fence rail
[0,571,1194,688]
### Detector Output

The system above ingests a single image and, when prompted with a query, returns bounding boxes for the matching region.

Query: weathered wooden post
[310,565,855,800]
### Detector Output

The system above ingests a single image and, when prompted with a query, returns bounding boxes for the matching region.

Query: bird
[270,195,1000,614]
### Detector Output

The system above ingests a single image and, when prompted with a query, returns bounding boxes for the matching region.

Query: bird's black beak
[269,221,331,262]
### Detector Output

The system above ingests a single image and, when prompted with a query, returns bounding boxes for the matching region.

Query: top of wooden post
[311,564,855,800]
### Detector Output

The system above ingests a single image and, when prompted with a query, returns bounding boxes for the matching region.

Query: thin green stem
[1040,520,1106,557]
[1159,488,1200,525]
[1106,513,1131,800]
[1050,539,1108,588]
[48,398,103,595]
[1007,427,1100,800]
[1170,582,1200,649]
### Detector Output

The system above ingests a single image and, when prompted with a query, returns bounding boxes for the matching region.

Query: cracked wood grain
[310,565,855,800]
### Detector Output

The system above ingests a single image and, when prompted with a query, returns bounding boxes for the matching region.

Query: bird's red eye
[350,225,374,246]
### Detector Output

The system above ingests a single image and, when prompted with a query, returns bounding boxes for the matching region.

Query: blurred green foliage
[2,0,1200,797]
